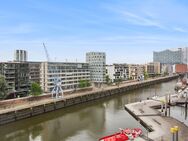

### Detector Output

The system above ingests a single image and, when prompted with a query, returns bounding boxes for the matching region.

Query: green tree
[144,71,149,80]
[30,82,42,96]
[0,75,8,99]
[164,72,169,76]
[79,80,91,88]
[79,80,85,88]
[85,80,91,87]
[114,78,122,87]
[106,75,111,85]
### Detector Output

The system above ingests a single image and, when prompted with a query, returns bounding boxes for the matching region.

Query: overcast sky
[0,0,188,64]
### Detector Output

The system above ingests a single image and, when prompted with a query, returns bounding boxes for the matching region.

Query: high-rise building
[86,52,106,83]
[153,47,188,65]
[181,47,188,65]
[40,62,90,92]
[0,62,30,96]
[14,50,28,62]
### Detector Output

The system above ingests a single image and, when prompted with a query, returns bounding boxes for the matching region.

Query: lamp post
[174,126,179,141]
[170,128,175,141]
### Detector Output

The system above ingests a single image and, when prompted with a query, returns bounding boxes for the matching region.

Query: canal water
[0,80,178,141]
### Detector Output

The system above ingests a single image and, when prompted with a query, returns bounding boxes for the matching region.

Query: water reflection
[0,104,106,141]
[0,80,177,141]
[170,105,188,126]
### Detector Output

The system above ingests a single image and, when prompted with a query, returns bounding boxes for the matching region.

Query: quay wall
[0,75,178,125]
[0,87,93,109]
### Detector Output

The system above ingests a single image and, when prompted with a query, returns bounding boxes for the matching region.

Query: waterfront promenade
[0,75,178,125]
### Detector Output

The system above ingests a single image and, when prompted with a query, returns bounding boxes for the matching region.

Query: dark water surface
[170,105,188,126]
[0,80,177,141]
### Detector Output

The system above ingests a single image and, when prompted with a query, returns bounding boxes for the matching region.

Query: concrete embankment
[125,100,188,141]
[0,75,178,126]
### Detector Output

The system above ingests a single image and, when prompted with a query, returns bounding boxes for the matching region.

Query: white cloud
[103,1,188,33]
[173,27,187,33]
[0,23,35,35]
[120,11,164,29]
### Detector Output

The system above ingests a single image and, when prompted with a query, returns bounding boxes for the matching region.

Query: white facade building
[182,47,188,65]
[106,64,145,81]
[40,62,90,92]
[161,64,173,75]
[106,64,129,82]
[86,52,106,83]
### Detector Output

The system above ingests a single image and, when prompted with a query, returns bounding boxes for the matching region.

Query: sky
[0,0,188,64]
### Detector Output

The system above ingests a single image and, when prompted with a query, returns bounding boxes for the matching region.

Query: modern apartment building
[28,62,41,84]
[0,62,30,96]
[106,64,129,82]
[14,50,28,62]
[128,64,145,80]
[40,62,90,92]
[145,62,161,76]
[173,64,188,74]
[86,52,106,83]
[137,65,145,78]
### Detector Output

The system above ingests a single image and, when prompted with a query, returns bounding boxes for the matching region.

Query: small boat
[99,128,142,141]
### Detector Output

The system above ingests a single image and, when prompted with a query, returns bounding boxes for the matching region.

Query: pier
[125,99,188,141]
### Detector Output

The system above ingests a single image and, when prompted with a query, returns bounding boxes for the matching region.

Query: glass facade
[153,49,182,64]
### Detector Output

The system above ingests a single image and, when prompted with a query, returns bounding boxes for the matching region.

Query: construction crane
[43,43,50,62]
[42,43,63,98]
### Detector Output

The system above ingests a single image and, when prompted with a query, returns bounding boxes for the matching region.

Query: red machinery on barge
[99,128,143,141]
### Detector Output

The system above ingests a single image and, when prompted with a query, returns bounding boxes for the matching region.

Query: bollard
[174,126,179,141]
[160,100,164,113]
[170,128,175,141]
[169,93,171,105]
[160,100,165,115]
[165,96,168,116]
[161,103,163,113]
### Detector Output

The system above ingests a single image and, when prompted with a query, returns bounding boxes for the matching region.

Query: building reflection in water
[0,103,106,141]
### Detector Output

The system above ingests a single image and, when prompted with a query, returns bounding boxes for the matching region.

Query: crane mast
[43,43,50,62]
[42,43,63,98]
